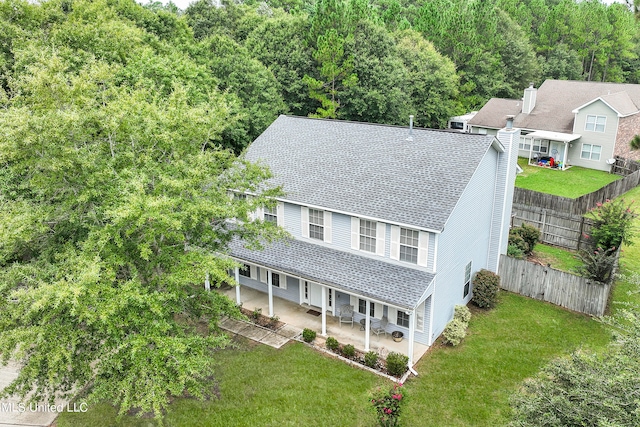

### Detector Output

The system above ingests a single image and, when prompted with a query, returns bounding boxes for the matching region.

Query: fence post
[577,216,585,251]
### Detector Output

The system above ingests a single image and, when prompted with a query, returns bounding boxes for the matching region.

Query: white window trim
[352,217,385,256]
[580,143,602,161]
[302,207,331,243]
[585,114,606,133]
[350,296,382,318]
[416,300,425,332]
[390,226,429,266]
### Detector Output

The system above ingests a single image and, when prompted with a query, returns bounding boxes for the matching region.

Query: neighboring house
[226,115,519,368]
[447,111,477,132]
[468,80,640,172]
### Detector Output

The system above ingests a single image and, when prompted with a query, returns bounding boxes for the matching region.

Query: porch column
[321,286,327,336]
[364,300,371,351]
[234,267,241,305]
[267,269,274,317]
[407,310,416,367]
[563,141,569,171]
[528,137,534,165]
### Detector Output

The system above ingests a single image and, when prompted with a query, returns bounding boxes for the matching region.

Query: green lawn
[57,297,609,427]
[516,157,620,198]
[530,243,582,273]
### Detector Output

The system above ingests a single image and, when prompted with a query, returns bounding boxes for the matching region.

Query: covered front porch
[522,130,580,171]
[219,285,430,364]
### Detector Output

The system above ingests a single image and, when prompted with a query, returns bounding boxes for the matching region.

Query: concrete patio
[218,285,430,363]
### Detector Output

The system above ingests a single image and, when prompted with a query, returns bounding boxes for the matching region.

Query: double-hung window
[308,209,324,240]
[581,144,602,161]
[399,228,419,264]
[585,115,606,132]
[396,311,410,328]
[264,205,278,224]
[359,219,377,253]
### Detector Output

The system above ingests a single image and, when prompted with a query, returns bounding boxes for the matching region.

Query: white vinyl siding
[585,114,606,132]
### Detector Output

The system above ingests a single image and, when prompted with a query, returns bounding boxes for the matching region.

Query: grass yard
[610,184,640,311]
[56,340,385,427]
[529,243,582,273]
[57,296,609,427]
[402,293,609,427]
[516,157,620,198]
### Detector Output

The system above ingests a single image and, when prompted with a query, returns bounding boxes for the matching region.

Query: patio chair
[338,304,354,328]
[371,316,388,340]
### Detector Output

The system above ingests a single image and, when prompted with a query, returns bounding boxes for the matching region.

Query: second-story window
[308,208,324,240]
[264,205,278,224]
[359,219,377,252]
[585,115,606,132]
[399,228,419,264]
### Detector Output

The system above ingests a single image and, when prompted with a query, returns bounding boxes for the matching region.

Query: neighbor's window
[463,261,472,297]
[308,209,324,240]
[450,121,464,130]
[581,144,602,161]
[532,140,548,153]
[585,115,606,132]
[399,228,419,264]
[239,263,251,278]
[359,219,377,253]
[397,311,410,328]
[264,205,278,224]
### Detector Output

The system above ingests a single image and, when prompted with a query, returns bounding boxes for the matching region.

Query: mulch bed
[239,307,286,331]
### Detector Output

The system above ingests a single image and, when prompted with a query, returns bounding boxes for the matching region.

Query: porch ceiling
[526,130,580,142]
[227,237,434,311]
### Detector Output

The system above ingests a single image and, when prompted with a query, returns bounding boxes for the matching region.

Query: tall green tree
[303,29,358,118]
[0,0,283,418]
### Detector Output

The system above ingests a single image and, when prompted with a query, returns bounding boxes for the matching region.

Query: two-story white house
[225,115,519,368]
[468,80,640,171]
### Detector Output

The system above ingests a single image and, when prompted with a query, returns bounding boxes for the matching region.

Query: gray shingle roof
[469,80,640,134]
[229,237,434,310]
[244,115,496,231]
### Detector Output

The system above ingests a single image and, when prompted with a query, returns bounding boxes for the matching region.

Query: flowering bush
[585,198,636,251]
[371,383,405,427]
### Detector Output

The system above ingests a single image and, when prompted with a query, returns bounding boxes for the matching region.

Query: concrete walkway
[0,362,70,427]
[219,317,303,349]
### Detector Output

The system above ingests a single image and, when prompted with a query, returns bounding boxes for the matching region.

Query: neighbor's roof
[469,80,640,134]
[229,237,434,310]
[244,115,497,232]
[467,99,522,129]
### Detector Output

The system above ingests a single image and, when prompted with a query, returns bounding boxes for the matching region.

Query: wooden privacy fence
[498,255,610,317]
[611,156,640,176]
[513,169,640,216]
[511,205,592,251]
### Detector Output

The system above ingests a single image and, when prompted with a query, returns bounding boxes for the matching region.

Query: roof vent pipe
[506,115,514,130]
[407,115,414,141]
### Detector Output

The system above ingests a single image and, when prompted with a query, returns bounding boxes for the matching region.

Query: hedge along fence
[498,255,610,317]
[512,168,640,216]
